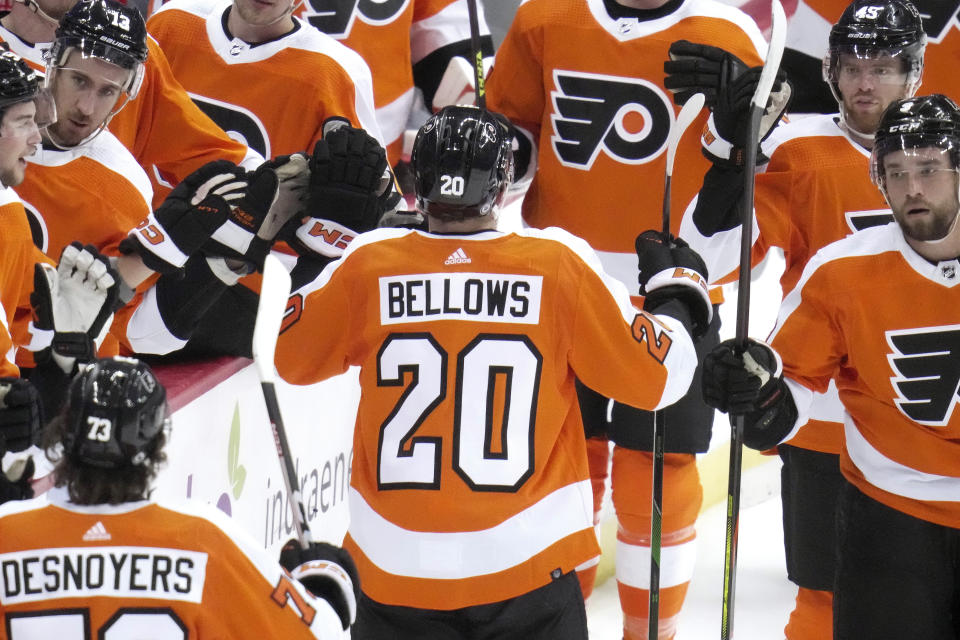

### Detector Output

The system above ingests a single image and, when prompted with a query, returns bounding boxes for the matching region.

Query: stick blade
[752,0,787,111]
[252,253,292,384]
[666,92,705,174]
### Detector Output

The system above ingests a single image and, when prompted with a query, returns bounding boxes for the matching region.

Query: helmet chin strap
[16,0,59,26]
[838,108,876,144]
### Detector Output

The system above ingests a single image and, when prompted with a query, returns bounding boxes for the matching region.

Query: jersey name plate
[379,273,543,325]
[0,546,208,605]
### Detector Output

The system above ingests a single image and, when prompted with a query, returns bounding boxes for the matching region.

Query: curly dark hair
[43,413,167,506]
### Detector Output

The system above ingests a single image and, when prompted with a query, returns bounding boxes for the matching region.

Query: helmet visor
[0,88,56,138]
[871,134,960,186]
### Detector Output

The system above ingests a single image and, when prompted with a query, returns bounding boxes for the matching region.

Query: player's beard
[896,194,960,243]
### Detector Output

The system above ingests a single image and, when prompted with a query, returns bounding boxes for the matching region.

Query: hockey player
[776,0,959,113]
[701,93,960,639]
[145,0,389,357]
[484,1,767,637]
[671,1,926,636]
[0,355,360,639]
[295,0,496,165]
[0,0,260,209]
[272,104,711,639]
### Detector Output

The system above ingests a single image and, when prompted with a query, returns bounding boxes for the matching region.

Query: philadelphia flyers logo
[845,208,894,232]
[301,0,409,38]
[913,0,960,44]
[190,94,271,159]
[550,70,674,170]
[886,324,960,426]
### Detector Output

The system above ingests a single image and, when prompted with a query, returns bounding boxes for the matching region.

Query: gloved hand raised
[0,377,41,453]
[279,539,360,631]
[121,160,247,274]
[291,118,398,259]
[635,230,712,337]
[31,243,119,372]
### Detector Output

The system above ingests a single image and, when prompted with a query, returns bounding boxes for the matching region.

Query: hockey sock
[784,587,833,640]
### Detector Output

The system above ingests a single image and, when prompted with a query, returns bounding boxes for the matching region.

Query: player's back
[0,487,344,639]
[276,225,697,610]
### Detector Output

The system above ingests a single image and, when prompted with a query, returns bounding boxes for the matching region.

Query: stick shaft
[466,0,485,109]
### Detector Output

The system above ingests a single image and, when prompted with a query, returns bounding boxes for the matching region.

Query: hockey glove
[292,118,395,259]
[121,161,247,275]
[31,243,119,373]
[636,230,712,337]
[0,456,34,504]
[702,338,798,450]
[204,163,282,271]
[0,378,42,453]
[664,40,750,108]
[280,539,359,630]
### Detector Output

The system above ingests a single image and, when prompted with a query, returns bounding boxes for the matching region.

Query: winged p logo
[550,70,673,170]
[912,0,960,44]
[886,325,960,426]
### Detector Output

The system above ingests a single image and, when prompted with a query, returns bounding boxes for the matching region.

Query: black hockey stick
[721,2,785,637]
[252,253,311,550]
[466,0,486,109]
[649,92,705,640]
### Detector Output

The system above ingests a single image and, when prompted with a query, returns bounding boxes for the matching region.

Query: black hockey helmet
[822,0,925,102]
[0,50,55,129]
[412,105,514,221]
[62,356,169,470]
[47,0,148,98]
[870,94,960,187]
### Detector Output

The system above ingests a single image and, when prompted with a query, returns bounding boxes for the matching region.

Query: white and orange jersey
[148,0,382,162]
[11,136,152,364]
[275,226,699,610]
[0,190,41,377]
[486,0,766,295]
[294,0,491,164]
[681,115,891,454]
[16,137,152,260]
[0,487,345,639]
[0,28,256,210]
[771,223,960,529]
[784,0,960,102]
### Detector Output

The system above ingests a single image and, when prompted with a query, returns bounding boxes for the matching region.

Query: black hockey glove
[702,338,798,450]
[32,243,119,373]
[0,378,42,453]
[636,230,712,338]
[664,40,750,108]
[121,161,247,275]
[201,163,282,272]
[280,539,360,630]
[291,118,396,259]
[0,456,34,505]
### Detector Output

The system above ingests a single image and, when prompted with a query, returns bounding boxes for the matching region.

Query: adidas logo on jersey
[82,521,111,542]
[445,248,471,265]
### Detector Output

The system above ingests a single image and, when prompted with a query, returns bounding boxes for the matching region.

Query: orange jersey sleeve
[0,490,345,639]
[109,37,253,209]
[274,227,697,609]
[486,0,766,294]
[770,224,960,529]
[148,0,382,161]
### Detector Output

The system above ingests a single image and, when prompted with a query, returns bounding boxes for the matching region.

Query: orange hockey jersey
[11,136,152,362]
[148,0,383,162]
[295,0,490,164]
[486,0,766,295]
[274,226,699,610]
[0,487,345,639]
[785,0,960,103]
[0,191,41,377]
[770,223,960,530]
[682,114,893,454]
[0,26,254,210]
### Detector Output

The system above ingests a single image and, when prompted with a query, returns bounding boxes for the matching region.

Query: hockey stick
[721,2,786,637]
[466,0,486,109]
[252,253,311,550]
[649,91,705,640]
